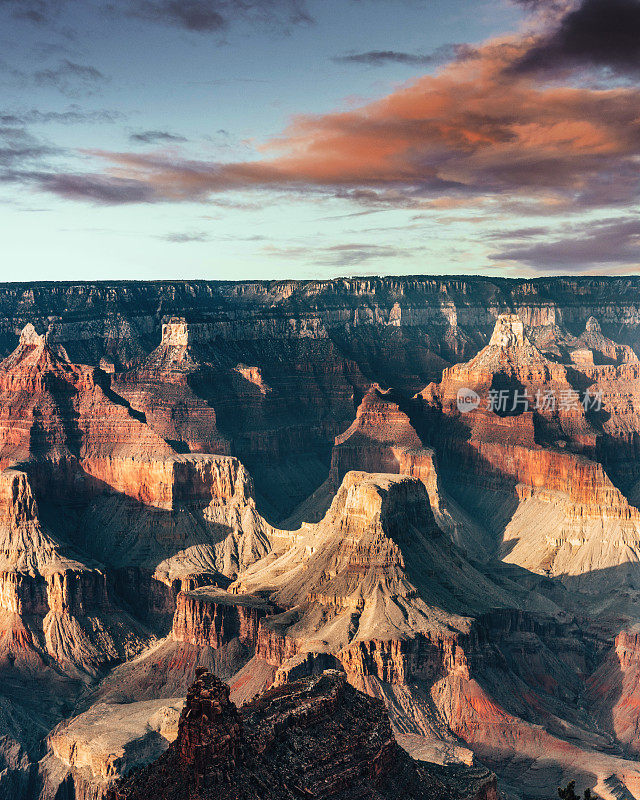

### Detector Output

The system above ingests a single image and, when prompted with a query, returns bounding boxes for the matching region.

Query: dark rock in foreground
[108,669,497,800]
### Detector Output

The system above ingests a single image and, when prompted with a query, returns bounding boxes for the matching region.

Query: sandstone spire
[585,315,601,334]
[488,314,526,348]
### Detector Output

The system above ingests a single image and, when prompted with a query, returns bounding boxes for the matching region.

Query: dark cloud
[491,217,640,270]
[33,172,159,203]
[324,243,414,266]
[484,225,551,240]
[334,44,458,67]
[511,0,567,8]
[128,0,226,31]
[0,126,55,165]
[514,0,640,74]
[122,0,313,32]
[0,58,109,97]
[3,0,315,32]
[129,129,187,143]
[0,126,59,188]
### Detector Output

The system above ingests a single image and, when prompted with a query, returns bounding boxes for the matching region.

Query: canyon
[2,277,640,799]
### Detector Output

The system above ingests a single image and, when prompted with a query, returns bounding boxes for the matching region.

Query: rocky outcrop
[423,313,596,449]
[112,320,231,456]
[41,698,183,799]
[575,316,638,365]
[172,588,275,649]
[340,634,469,686]
[330,385,422,485]
[235,471,514,688]
[488,314,526,348]
[417,314,640,585]
[221,463,640,799]
[107,669,498,800]
[76,453,283,600]
[0,324,280,521]
[442,439,635,518]
[0,324,182,509]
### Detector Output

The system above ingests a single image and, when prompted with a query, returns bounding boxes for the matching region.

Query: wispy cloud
[333,44,459,67]
[0,0,65,26]
[0,125,59,183]
[126,0,226,31]
[264,241,420,267]
[490,217,640,270]
[32,59,106,92]
[2,0,316,32]
[0,107,122,125]
[161,230,210,242]
[35,172,158,202]
[1,58,108,97]
[118,0,313,32]
[129,129,187,144]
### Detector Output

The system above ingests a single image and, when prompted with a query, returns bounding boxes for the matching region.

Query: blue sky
[1,0,639,281]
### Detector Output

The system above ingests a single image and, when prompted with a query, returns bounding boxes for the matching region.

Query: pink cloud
[38,35,640,211]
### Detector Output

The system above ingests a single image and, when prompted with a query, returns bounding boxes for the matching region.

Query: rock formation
[42,697,183,798]
[107,669,498,800]
[112,318,231,456]
[172,588,276,649]
[329,388,488,559]
[0,466,149,676]
[415,314,640,590]
[235,471,512,685]
[331,385,422,483]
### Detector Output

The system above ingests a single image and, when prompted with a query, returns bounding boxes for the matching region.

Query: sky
[0,0,639,281]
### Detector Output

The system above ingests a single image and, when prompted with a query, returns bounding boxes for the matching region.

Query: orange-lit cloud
[38,33,640,211]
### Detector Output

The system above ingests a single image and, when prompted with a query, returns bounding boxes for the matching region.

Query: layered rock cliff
[3,276,640,520]
[221,468,640,799]
[233,471,524,692]
[41,698,183,800]
[415,314,640,588]
[0,466,149,676]
[330,385,422,483]
[112,319,231,456]
[172,588,275,649]
[3,278,640,372]
[0,325,291,631]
